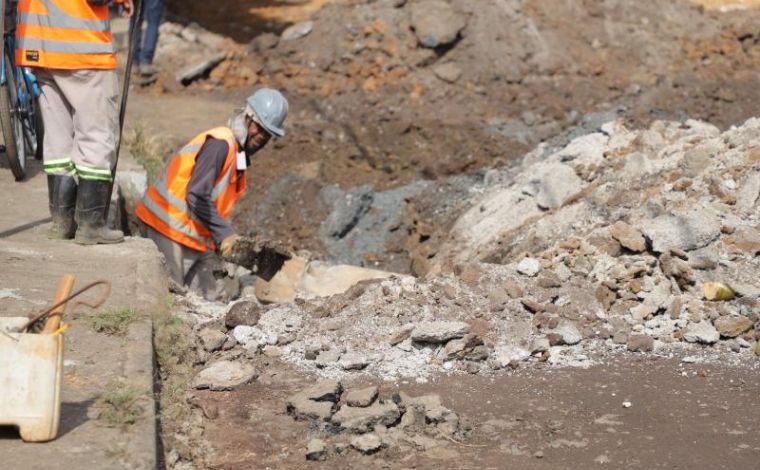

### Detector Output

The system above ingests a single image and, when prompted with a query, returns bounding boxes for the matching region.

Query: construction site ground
[2,0,760,469]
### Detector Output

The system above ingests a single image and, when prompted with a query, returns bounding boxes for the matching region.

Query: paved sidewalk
[0,159,165,469]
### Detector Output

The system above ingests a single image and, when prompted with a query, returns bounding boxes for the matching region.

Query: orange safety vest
[135,127,247,252]
[16,0,122,70]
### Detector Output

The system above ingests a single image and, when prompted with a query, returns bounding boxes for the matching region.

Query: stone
[248,32,279,53]
[724,226,760,254]
[192,360,258,391]
[280,21,313,41]
[350,433,383,454]
[331,401,401,433]
[306,438,327,461]
[610,221,647,252]
[521,298,543,313]
[433,62,462,83]
[198,328,226,352]
[176,52,226,85]
[300,380,344,403]
[339,353,370,371]
[683,321,720,344]
[639,206,721,253]
[286,396,334,421]
[736,171,760,214]
[556,323,582,345]
[409,0,466,49]
[517,257,542,276]
[224,300,261,328]
[411,321,470,343]
[532,163,584,210]
[531,338,550,353]
[504,280,525,298]
[626,334,654,352]
[315,349,342,368]
[714,316,753,338]
[389,326,413,345]
[345,386,378,407]
[703,282,735,301]
[232,325,268,349]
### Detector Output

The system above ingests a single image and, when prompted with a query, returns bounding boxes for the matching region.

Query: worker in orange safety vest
[135,88,289,299]
[17,0,133,244]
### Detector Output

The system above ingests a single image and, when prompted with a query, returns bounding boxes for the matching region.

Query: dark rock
[225,300,262,329]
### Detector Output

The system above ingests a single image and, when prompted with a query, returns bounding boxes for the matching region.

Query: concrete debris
[306,438,328,461]
[683,321,720,345]
[280,21,314,42]
[411,321,470,343]
[175,52,226,85]
[410,0,466,49]
[345,386,379,407]
[610,221,647,252]
[350,433,383,454]
[331,401,401,433]
[192,360,258,391]
[516,258,542,277]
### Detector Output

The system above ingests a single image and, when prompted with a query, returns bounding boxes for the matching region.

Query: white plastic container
[0,317,64,442]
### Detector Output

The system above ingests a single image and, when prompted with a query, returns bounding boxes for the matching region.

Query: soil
[193,355,760,469]
[121,1,760,468]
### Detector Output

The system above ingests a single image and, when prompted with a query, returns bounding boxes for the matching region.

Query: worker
[134,0,163,78]
[135,88,288,299]
[17,0,133,244]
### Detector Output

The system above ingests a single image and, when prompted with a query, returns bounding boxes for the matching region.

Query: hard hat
[245,88,289,138]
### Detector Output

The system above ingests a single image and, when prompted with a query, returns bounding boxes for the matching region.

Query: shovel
[221,236,292,282]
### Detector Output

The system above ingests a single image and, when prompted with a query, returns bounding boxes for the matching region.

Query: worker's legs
[36,69,77,239]
[46,69,123,245]
[135,0,163,74]
[143,225,219,300]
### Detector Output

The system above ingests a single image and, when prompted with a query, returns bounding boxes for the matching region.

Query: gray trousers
[38,68,119,181]
[143,224,218,299]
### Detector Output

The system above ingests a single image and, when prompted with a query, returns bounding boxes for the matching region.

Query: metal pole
[105,0,143,222]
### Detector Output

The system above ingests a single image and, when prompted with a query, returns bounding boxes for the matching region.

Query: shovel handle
[42,274,76,334]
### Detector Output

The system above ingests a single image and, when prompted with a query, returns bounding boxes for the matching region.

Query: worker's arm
[186,138,236,245]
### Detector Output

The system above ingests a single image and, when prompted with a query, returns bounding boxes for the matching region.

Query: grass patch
[87,308,138,336]
[123,122,170,185]
[153,297,196,423]
[99,380,145,430]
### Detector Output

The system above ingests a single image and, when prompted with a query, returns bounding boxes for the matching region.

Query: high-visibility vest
[16,0,122,70]
[135,127,247,252]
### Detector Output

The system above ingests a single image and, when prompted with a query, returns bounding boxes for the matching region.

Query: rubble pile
[285,380,468,460]
[184,118,759,386]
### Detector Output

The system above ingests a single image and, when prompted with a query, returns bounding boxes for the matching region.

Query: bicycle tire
[33,101,43,160]
[0,49,24,181]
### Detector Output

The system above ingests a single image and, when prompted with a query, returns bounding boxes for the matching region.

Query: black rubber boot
[47,174,77,239]
[74,179,124,245]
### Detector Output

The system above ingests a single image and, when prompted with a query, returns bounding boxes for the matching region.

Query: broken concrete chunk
[192,360,257,391]
[533,163,584,210]
[306,438,327,461]
[610,221,647,252]
[411,321,470,343]
[331,401,400,433]
[224,300,261,328]
[517,257,541,276]
[286,396,334,421]
[350,433,383,454]
[280,21,314,41]
[300,380,344,403]
[639,207,721,253]
[339,353,370,371]
[316,349,342,368]
[713,316,753,338]
[176,52,225,85]
[345,386,379,408]
[555,323,582,345]
[198,328,226,352]
[626,334,654,352]
[683,321,720,344]
[410,0,466,49]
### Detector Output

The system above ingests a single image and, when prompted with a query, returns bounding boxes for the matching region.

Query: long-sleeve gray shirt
[186,137,240,244]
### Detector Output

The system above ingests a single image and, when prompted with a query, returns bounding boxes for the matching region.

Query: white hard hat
[245,88,289,138]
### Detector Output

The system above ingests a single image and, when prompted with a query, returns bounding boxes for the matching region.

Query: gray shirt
[186,137,240,244]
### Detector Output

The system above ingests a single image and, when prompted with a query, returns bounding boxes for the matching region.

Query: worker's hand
[121,0,134,17]
[219,234,240,258]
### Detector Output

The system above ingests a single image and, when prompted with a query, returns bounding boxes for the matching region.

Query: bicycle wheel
[0,49,25,180]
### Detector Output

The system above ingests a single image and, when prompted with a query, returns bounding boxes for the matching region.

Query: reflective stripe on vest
[136,128,245,252]
[17,0,116,69]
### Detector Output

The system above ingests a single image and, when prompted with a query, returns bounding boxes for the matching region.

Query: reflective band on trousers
[140,195,210,247]
[17,37,115,54]
[19,0,110,31]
